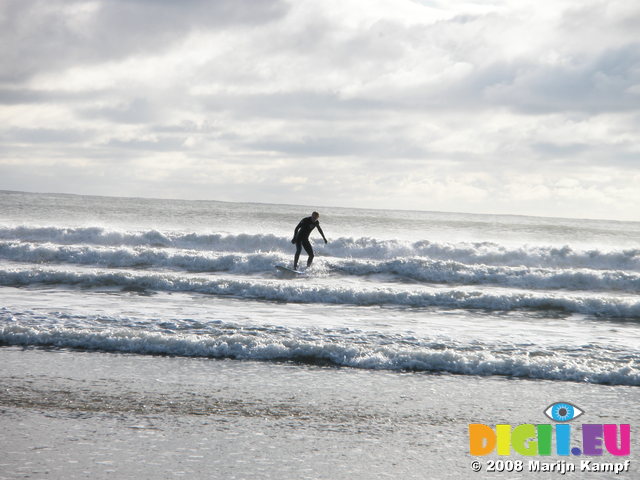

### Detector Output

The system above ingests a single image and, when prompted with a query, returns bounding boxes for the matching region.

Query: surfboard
[275,265,304,276]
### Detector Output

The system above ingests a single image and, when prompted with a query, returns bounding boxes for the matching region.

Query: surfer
[292,211,327,270]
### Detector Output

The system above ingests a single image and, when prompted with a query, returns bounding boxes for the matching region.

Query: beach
[2,346,638,479]
[1,191,639,478]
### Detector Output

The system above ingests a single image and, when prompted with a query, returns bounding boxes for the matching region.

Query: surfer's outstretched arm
[318,225,327,243]
[317,225,327,243]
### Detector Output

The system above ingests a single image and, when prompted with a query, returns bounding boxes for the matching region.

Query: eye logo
[544,402,584,422]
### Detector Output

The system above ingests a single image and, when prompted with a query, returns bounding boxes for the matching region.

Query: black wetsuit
[292,216,326,269]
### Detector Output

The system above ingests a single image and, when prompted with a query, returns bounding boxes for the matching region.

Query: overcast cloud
[1,0,639,220]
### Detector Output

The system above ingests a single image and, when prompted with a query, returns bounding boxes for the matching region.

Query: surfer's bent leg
[294,241,303,270]
[303,239,314,267]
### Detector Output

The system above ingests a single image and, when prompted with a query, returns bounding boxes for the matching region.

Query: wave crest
[1,324,637,386]
[2,225,639,270]
[1,267,640,318]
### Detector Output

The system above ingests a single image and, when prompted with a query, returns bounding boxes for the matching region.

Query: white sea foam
[1,241,639,293]
[1,266,640,318]
[2,225,639,270]
[0,226,290,252]
[332,258,640,293]
[0,323,637,386]
[0,241,286,273]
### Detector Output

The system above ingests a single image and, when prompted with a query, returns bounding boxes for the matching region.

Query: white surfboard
[275,265,305,277]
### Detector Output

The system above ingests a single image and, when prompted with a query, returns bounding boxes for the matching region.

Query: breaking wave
[0,322,637,386]
[1,241,639,293]
[1,225,640,270]
[1,266,640,318]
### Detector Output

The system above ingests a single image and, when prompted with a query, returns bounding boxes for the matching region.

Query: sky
[1,0,639,221]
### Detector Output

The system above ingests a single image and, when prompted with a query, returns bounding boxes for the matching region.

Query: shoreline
[1,346,638,479]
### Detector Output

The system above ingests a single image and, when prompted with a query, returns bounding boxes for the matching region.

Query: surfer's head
[312,211,319,220]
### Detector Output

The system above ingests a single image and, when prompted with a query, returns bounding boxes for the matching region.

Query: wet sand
[1,346,638,479]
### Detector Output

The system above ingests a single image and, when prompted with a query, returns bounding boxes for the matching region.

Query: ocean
[1,190,639,385]
[1,190,639,478]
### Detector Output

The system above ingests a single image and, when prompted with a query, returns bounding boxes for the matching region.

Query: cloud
[80,98,158,124]
[0,127,92,144]
[1,0,640,220]
[482,44,640,114]
[0,0,289,81]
